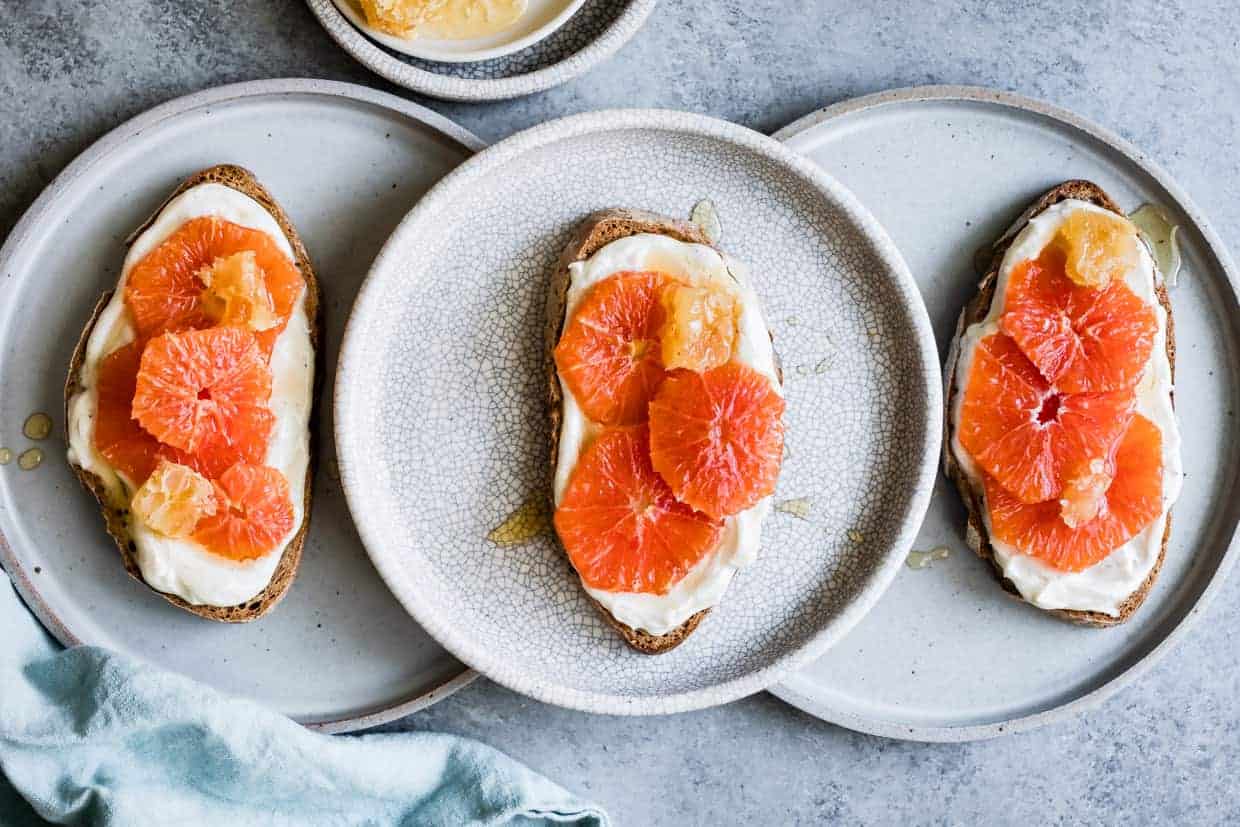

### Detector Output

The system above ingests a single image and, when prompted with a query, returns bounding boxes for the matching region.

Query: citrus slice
[1051,209,1141,289]
[984,414,1163,572]
[1001,248,1156,393]
[957,333,1135,504]
[554,426,723,594]
[192,463,295,561]
[553,271,674,425]
[648,361,785,520]
[131,459,218,538]
[659,281,739,373]
[131,327,273,477]
[94,342,164,485]
[125,216,303,353]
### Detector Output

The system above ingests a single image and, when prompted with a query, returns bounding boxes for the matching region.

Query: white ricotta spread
[949,200,1182,616]
[553,233,782,635]
[66,183,313,607]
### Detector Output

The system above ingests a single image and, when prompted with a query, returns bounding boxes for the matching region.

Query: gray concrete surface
[3,1,1239,823]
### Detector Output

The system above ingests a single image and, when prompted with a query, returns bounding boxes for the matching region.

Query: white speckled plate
[306,0,656,101]
[330,0,588,63]
[770,86,1240,741]
[335,109,941,714]
[0,79,485,733]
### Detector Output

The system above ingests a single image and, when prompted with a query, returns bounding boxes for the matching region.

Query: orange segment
[553,271,674,425]
[95,342,163,486]
[132,328,273,478]
[957,333,1135,504]
[199,251,280,332]
[131,460,217,538]
[192,463,295,561]
[648,362,785,520]
[125,216,303,354]
[659,281,739,372]
[1001,248,1157,393]
[1052,209,1141,289]
[985,415,1163,572]
[554,426,723,594]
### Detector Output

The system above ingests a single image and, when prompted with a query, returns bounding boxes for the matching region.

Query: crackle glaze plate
[0,80,485,733]
[770,86,1240,741]
[307,0,656,101]
[335,109,941,714]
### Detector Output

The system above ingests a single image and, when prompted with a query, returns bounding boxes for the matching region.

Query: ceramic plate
[335,109,941,714]
[306,0,656,101]
[769,86,1240,741]
[0,79,484,733]
[330,0,588,63]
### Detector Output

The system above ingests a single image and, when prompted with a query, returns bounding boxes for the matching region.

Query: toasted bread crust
[65,164,321,623]
[943,180,1175,627]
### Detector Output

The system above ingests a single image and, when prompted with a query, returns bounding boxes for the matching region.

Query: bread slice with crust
[65,164,320,623]
[943,180,1174,627]
[547,208,783,654]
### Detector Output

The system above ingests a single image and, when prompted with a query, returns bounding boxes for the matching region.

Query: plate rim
[304,0,658,102]
[334,107,943,715]
[767,83,1240,742]
[0,77,485,734]
[328,0,590,64]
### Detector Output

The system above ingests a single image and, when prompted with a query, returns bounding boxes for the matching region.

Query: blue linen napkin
[0,575,607,826]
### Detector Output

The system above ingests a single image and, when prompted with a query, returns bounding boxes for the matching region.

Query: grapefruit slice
[192,463,295,561]
[94,342,164,485]
[125,216,303,353]
[131,327,273,477]
[984,414,1164,572]
[1001,248,1156,393]
[648,362,784,520]
[553,426,723,594]
[553,271,674,425]
[957,333,1135,504]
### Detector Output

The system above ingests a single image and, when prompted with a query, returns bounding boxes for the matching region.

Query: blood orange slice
[957,333,1135,504]
[553,271,674,425]
[192,463,295,561]
[132,327,273,478]
[553,426,723,594]
[1001,248,1156,393]
[984,414,1163,572]
[94,342,164,485]
[648,362,784,520]
[125,216,303,353]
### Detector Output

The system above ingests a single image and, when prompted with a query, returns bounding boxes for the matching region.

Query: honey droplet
[847,529,864,544]
[775,497,813,519]
[487,499,550,548]
[23,412,52,441]
[690,199,723,244]
[0,448,11,465]
[906,545,951,570]
[1129,203,1183,287]
[18,447,43,471]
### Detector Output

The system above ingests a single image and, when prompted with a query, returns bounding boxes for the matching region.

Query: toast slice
[65,164,320,622]
[547,208,785,654]
[943,180,1174,627]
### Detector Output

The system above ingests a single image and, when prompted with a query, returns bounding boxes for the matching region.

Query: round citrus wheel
[125,216,304,354]
[192,463,295,561]
[553,271,674,425]
[1001,248,1156,393]
[648,361,784,520]
[957,333,1135,504]
[984,414,1163,572]
[553,426,723,594]
[131,327,273,478]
